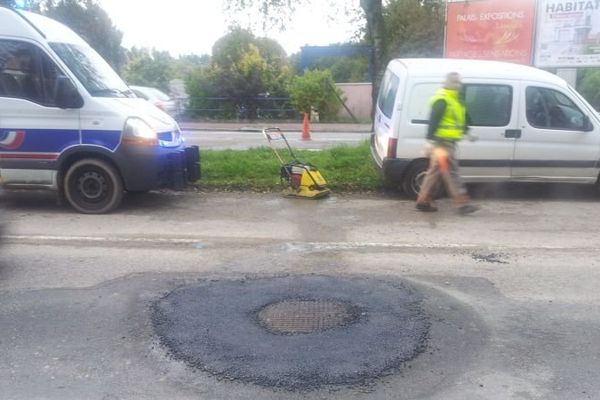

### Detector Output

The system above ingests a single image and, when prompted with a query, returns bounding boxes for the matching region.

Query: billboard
[445,0,537,65]
[535,0,600,67]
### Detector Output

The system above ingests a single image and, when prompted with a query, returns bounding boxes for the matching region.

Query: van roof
[0,7,86,46]
[389,58,567,87]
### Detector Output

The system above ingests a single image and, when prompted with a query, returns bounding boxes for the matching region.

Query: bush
[288,69,342,120]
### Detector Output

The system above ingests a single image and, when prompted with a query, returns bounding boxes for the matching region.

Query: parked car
[129,85,179,118]
[371,58,600,198]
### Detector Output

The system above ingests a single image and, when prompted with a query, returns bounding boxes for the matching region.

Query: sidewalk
[178,120,372,133]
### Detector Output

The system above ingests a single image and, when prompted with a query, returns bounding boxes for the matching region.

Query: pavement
[178,120,372,133]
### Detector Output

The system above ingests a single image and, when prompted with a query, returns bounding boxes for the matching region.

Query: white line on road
[2,235,597,252]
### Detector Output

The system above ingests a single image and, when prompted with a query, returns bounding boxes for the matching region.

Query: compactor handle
[262,127,286,142]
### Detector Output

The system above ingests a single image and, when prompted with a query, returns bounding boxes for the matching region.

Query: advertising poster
[535,0,600,67]
[445,0,536,65]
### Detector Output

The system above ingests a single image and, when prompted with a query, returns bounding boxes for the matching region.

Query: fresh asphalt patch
[151,275,430,390]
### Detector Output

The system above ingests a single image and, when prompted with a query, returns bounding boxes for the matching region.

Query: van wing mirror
[56,76,84,109]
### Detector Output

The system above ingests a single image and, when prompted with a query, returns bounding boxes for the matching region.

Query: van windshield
[50,42,133,98]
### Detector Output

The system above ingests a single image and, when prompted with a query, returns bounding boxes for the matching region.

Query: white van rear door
[458,82,517,180]
[513,84,600,182]
[373,68,404,162]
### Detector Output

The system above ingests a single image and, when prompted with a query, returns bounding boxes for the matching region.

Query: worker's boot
[453,194,479,215]
[416,192,438,212]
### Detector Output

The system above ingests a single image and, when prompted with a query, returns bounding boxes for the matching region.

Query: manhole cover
[258,299,358,334]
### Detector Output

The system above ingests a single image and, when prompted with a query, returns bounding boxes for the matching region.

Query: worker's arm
[427,99,446,141]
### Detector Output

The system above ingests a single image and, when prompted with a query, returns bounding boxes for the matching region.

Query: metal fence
[181,96,297,120]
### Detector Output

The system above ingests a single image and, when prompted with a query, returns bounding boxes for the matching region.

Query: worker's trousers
[418,142,468,202]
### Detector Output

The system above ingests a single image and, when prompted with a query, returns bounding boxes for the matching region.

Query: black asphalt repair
[152,275,431,390]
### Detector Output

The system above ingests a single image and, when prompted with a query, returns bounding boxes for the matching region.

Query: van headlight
[123,118,158,145]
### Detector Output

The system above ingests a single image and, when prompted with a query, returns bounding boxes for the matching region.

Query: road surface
[181,129,371,150]
[0,188,599,399]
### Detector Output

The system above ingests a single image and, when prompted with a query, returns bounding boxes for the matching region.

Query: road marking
[1,234,597,252]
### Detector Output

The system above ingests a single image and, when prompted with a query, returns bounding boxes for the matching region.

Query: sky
[96,0,363,57]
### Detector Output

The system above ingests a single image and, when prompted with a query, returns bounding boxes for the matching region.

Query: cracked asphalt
[1,187,600,399]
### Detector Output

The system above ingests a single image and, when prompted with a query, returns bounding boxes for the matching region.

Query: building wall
[335,83,373,121]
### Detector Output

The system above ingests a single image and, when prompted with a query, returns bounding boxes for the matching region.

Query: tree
[360,0,385,113]
[122,48,174,92]
[384,0,444,58]
[209,27,292,118]
[304,55,369,83]
[185,28,292,119]
[185,64,221,118]
[226,0,384,116]
[42,0,124,70]
[0,0,16,7]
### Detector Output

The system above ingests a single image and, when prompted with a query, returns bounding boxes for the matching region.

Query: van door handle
[505,129,521,138]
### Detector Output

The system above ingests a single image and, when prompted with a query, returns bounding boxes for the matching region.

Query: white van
[371,58,600,197]
[0,8,200,213]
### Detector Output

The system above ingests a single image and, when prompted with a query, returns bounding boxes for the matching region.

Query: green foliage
[185,27,292,118]
[383,0,445,59]
[185,64,223,118]
[288,69,341,119]
[122,49,208,97]
[200,147,283,190]
[122,48,174,92]
[307,142,383,190]
[42,0,124,70]
[199,141,383,191]
[172,54,210,79]
[211,27,291,98]
[577,68,600,111]
[306,55,369,83]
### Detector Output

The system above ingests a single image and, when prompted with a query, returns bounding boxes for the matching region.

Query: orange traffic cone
[302,112,311,141]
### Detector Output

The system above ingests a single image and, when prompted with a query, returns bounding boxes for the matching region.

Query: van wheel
[402,160,429,199]
[64,159,123,214]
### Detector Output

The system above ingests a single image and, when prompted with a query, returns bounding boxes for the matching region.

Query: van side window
[526,87,586,130]
[0,40,64,107]
[377,70,400,119]
[464,84,512,127]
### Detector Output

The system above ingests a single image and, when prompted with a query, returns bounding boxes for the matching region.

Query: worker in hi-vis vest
[415,72,479,215]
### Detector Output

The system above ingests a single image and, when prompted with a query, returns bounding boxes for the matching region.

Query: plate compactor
[263,127,330,199]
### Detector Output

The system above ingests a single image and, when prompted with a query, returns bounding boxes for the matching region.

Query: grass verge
[197,140,385,192]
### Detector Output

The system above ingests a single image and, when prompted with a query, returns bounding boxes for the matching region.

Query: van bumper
[370,133,410,183]
[116,144,201,192]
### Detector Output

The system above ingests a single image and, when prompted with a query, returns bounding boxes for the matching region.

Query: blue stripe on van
[0,128,79,153]
[82,130,122,151]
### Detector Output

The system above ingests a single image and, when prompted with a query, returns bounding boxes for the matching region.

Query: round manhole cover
[258,299,359,334]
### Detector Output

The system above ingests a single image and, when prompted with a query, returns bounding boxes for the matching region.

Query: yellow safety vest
[430,88,466,141]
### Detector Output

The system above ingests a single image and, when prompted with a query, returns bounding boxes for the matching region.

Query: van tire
[402,160,429,199]
[64,158,123,214]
